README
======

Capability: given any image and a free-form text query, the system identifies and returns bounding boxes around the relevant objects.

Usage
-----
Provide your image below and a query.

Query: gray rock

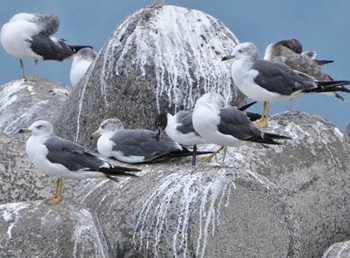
[1,112,350,257]
[52,5,244,147]
[75,112,350,258]
[0,78,69,134]
[323,240,350,258]
[0,201,108,257]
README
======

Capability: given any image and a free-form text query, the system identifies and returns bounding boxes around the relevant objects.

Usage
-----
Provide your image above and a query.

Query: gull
[264,38,350,101]
[70,47,97,87]
[19,120,140,205]
[155,101,259,165]
[192,92,291,166]
[222,42,350,127]
[91,118,213,164]
[1,12,91,81]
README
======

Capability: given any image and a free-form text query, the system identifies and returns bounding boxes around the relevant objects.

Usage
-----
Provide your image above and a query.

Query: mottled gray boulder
[75,112,350,257]
[0,78,69,134]
[53,5,244,145]
[0,201,107,257]
[1,113,350,257]
[323,240,350,258]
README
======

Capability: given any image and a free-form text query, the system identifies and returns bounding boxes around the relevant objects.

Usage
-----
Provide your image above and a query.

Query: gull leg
[19,59,27,80]
[254,101,270,128]
[26,59,39,82]
[192,145,198,166]
[46,178,63,205]
[201,146,224,163]
[220,146,228,167]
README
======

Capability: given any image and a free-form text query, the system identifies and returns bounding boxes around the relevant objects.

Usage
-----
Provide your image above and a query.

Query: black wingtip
[69,45,94,53]
[315,59,334,66]
[238,101,257,112]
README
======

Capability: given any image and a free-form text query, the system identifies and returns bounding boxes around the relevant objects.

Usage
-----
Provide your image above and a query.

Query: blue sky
[1,1,350,128]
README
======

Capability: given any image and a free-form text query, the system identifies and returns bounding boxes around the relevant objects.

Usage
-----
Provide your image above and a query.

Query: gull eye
[37,125,43,129]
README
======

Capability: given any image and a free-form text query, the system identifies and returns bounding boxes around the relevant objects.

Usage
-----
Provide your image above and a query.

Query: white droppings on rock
[132,170,234,258]
[334,127,344,141]
[100,5,238,112]
[0,202,29,239]
[72,209,107,258]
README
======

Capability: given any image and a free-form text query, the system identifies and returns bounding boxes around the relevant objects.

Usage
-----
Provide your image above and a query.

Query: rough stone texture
[323,240,350,258]
[0,78,69,134]
[0,201,108,257]
[52,5,245,146]
[1,113,350,257]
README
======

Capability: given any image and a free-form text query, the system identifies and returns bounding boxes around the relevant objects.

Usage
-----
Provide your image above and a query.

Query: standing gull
[19,120,140,205]
[70,47,97,87]
[192,92,291,166]
[1,12,91,81]
[155,101,259,165]
[264,38,350,101]
[91,118,213,164]
[222,42,350,127]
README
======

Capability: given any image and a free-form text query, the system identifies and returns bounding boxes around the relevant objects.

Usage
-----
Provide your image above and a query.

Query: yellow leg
[254,101,270,128]
[46,178,63,205]
[201,146,224,163]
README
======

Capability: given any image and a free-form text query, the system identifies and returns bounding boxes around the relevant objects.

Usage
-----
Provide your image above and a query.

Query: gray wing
[269,45,332,81]
[110,129,181,161]
[217,108,263,140]
[281,51,332,81]
[27,32,74,61]
[175,110,200,136]
[252,59,316,95]
[44,136,105,171]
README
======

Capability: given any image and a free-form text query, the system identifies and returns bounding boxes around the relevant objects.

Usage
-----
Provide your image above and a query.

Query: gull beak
[90,130,101,140]
[155,128,162,142]
[18,128,31,134]
[221,55,234,61]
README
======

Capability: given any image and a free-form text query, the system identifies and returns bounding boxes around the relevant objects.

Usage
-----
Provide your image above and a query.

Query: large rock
[53,5,244,145]
[0,201,108,257]
[1,113,350,257]
[323,240,350,257]
[0,78,69,134]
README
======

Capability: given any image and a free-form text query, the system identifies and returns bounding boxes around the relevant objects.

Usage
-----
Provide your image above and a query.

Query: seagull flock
[2,12,350,204]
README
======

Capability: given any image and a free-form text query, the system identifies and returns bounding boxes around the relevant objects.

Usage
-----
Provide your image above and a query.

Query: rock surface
[0,78,69,134]
[1,113,350,257]
[323,240,350,258]
[52,5,244,146]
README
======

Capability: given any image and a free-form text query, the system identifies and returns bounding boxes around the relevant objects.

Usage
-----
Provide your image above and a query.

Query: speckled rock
[1,113,350,257]
[0,78,69,134]
[323,240,350,258]
[75,112,350,258]
[0,201,107,257]
[52,5,245,146]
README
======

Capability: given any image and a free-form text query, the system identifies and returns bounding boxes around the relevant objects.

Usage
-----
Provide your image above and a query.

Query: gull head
[18,120,54,136]
[194,92,226,110]
[222,42,259,62]
[91,118,124,139]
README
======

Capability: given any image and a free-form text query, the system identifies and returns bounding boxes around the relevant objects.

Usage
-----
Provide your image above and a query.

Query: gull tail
[249,133,292,145]
[306,80,350,94]
[100,165,140,178]
[68,45,94,53]
[238,101,257,111]
[315,59,334,66]
[237,101,262,122]
[141,148,215,164]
